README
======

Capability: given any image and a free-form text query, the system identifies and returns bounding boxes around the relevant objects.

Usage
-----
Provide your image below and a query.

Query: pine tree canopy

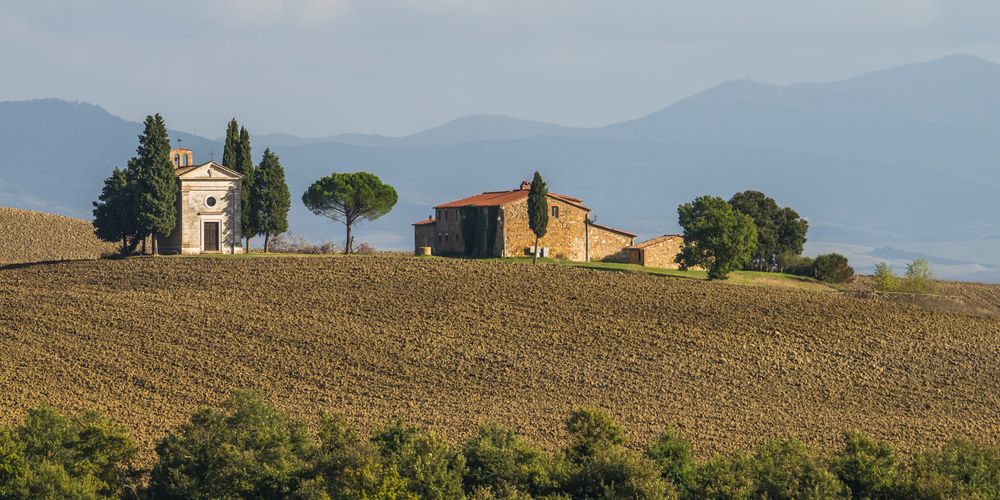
[302,171,397,254]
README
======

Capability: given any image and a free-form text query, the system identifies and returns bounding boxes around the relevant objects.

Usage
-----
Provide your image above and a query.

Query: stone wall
[414,224,435,251]
[431,207,466,255]
[628,235,685,269]
[502,196,588,261]
[588,225,634,262]
[178,179,243,254]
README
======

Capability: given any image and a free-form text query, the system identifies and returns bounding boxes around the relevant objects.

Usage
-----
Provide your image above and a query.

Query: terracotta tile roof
[435,189,530,208]
[412,217,435,226]
[588,221,637,238]
[434,188,590,211]
[628,234,683,249]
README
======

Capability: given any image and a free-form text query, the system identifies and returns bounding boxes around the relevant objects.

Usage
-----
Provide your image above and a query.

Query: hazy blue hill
[254,114,585,149]
[3,55,1000,280]
[598,55,1000,185]
[0,99,218,217]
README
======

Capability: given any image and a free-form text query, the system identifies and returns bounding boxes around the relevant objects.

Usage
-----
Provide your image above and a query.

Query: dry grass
[0,207,117,266]
[1,255,997,466]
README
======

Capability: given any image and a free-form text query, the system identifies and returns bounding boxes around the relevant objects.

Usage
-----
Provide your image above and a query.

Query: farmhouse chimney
[519,181,531,190]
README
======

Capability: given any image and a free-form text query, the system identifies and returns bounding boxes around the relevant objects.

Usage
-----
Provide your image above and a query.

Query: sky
[3,0,1000,138]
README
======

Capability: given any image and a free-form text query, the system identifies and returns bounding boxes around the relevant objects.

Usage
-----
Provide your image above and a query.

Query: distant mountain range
[2,54,999,281]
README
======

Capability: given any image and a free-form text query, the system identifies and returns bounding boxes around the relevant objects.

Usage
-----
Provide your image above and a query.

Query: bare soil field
[0,207,116,266]
[1,255,998,465]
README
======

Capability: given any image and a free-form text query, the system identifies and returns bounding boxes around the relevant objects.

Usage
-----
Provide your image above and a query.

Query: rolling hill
[2,55,1000,280]
[0,207,116,265]
[1,255,997,465]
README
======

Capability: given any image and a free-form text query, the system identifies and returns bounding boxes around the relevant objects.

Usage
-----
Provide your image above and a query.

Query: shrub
[564,408,625,463]
[646,427,696,493]
[751,437,848,499]
[268,232,341,254]
[904,438,1000,499]
[564,447,676,499]
[373,420,466,499]
[0,406,138,499]
[691,452,756,499]
[463,424,559,496]
[812,253,855,283]
[312,413,411,499]
[901,257,936,294]
[872,262,898,292]
[150,390,316,498]
[830,431,901,499]
[778,250,814,277]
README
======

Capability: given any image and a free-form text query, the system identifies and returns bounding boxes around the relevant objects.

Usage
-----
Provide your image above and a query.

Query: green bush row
[779,251,856,284]
[2,391,997,499]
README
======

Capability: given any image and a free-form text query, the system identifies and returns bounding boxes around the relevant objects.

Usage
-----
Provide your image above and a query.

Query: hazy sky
[3,1,1000,137]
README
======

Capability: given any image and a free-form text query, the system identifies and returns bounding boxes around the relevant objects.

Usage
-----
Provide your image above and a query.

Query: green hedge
[1,392,997,499]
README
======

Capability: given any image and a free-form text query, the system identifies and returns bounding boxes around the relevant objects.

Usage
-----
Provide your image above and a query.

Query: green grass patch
[495,257,835,292]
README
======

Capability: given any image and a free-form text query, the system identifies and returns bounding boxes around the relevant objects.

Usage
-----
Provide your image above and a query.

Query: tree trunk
[141,237,146,255]
[264,233,270,253]
[152,232,158,255]
[533,235,539,264]
[345,223,353,254]
[245,237,251,253]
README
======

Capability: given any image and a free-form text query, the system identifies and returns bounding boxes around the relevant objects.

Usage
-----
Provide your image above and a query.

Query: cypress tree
[527,171,549,264]
[132,114,177,255]
[222,118,240,173]
[92,167,137,255]
[237,126,255,250]
[252,148,291,252]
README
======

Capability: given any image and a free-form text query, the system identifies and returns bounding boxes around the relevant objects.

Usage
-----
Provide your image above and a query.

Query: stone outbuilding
[626,235,685,269]
[413,181,635,262]
[156,148,244,254]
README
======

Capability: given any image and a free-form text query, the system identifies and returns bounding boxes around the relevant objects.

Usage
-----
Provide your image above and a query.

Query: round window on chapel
[206,196,217,207]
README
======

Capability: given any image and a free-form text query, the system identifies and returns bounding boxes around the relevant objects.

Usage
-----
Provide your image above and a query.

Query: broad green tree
[676,195,758,279]
[729,190,808,272]
[252,148,291,253]
[527,171,549,264]
[150,391,315,498]
[302,171,397,254]
[92,167,139,255]
[130,114,177,255]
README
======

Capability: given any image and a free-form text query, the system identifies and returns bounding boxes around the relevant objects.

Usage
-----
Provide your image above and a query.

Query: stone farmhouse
[155,148,244,254]
[414,181,686,265]
[625,234,686,269]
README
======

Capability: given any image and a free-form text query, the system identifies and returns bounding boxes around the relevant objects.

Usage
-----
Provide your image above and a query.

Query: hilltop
[1,255,996,465]
[0,207,116,265]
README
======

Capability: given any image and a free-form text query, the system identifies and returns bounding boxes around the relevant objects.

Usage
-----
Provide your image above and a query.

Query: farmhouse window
[551,206,559,218]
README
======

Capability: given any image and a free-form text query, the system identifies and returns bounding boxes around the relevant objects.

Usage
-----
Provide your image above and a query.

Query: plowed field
[1,255,998,464]
[0,207,116,265]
